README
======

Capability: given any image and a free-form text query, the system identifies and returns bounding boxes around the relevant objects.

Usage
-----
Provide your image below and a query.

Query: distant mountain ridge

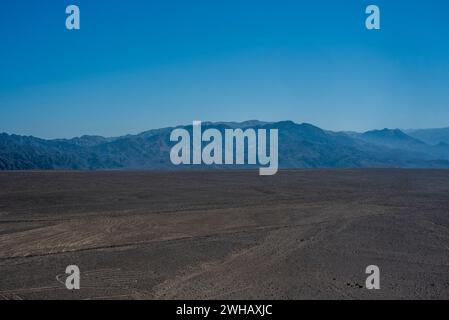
[406,127,449,145]
[2,121,449,170]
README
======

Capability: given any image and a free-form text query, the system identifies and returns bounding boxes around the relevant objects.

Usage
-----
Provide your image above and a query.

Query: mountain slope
[406,128,449,145]
[360,129,426,149]
[1,121,449,170]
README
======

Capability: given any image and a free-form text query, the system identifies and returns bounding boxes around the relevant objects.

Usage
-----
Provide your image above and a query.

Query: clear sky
[1,0,449,138]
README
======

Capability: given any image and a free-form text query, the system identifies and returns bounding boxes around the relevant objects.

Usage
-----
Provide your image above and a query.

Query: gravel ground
[0,169,448,299]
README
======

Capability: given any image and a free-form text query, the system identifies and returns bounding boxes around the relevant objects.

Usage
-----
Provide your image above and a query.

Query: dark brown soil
[0,169,448,299]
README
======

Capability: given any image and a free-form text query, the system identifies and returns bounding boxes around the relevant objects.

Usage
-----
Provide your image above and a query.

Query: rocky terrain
[2,121,449,170]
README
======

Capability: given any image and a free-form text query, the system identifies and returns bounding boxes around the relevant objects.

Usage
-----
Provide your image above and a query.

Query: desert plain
[0,169,448,299]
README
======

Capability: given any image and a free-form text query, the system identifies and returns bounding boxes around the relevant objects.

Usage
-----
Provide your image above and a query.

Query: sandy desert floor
[0,169,448,299]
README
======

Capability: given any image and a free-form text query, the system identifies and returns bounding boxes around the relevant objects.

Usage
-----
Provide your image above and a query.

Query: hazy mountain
[406,128,449,145]
[356,128,449,161]
[56,135,117,147]
[1,121,449,170]
[360,129,425,149]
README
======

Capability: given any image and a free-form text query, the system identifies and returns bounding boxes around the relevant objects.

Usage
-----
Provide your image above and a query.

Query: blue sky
[1,0,449,138]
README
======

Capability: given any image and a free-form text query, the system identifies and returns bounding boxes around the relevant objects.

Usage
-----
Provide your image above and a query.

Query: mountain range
[2,121,449,170]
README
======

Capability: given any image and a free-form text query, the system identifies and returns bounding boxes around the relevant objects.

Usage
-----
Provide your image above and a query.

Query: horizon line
[1,120,449,141]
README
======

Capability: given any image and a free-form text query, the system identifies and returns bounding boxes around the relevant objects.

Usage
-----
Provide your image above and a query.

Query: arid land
[0,169,448,299]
